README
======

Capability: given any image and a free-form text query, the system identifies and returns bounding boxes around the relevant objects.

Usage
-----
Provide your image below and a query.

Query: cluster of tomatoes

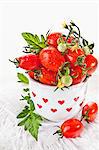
[54,102,98,138]
[13,32,98,89]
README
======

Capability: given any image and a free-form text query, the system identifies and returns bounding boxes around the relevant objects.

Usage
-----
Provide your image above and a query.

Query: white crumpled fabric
[0,74,99,150]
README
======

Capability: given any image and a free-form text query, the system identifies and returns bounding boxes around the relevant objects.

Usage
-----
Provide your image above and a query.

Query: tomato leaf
[18,115,30,126]
[17,106,30,118]
[18,112,43,141]
[17,73,29,84]
[22,32,47,54]
[17,89,43,141]
[41,35,46,43]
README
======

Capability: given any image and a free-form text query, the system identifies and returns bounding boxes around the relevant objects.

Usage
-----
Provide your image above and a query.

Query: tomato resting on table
[82,102,98,122]
[54,118,84,138]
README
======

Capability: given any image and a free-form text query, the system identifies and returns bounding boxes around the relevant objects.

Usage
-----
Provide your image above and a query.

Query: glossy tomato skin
[17,54,41,70]
[39,67,57,85]
[64,48,85,66]
[67,36,74,43]
[28,71,34,79]
[39,46,65,72]
[82,102,98,122]
[61,118,84,138]
[84,54,98,75]
[47,32,62,48]
[70,65,86,85]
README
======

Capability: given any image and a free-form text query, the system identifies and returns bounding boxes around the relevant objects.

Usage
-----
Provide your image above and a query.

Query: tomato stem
[9,59,19,68]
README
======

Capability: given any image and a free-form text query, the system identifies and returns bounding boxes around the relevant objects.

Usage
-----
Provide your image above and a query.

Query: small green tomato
[61,75,73,87]
[83,46,90,55]
[58,43,67,52]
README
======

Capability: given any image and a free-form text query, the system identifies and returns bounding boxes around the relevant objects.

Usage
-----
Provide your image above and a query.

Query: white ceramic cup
[29,77,87,122]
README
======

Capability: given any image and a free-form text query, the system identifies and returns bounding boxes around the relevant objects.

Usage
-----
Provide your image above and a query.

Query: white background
[0,1,99,86]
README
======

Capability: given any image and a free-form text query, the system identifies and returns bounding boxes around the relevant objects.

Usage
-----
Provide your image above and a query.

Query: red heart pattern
[58,100,65,105]
[51,108,57,112]
[66,107,72,112]
[37,104,42,109]
[74,97,79,102]
[36,97,82,113]
[42,98,48,103]
[32,91,36,97]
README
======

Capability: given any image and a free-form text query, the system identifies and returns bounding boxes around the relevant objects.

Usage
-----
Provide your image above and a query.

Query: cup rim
[29,76,87,90]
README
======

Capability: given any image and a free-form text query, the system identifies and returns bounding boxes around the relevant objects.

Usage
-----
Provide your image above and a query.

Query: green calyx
[9,58,19,68]
[76,55,85,66]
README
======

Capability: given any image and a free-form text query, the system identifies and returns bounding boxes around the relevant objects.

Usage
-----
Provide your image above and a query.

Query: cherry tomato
[47,32,62,48]
[84,54,98,75]
[17,54,41,70]
[38,67,57,85]
[70,65,86,85]
[82,102,98,122]
[61,118,84,138]
[64,48,85,66]
[39,46,65,72]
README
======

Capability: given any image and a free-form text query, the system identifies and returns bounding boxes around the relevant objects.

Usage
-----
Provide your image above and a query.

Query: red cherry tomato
[84,54,98,75]
[38,67,57,85]
[47,32,62,47]
[64,48,85,66]
[82,102,98,122]
[70,65,86,85]
[61,118,84,138]
[39,46,65,72]
[67,36,74,43]
[17,54,41,70]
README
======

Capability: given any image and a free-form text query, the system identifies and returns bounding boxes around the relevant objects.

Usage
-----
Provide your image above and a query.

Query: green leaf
[82,39,88,46]
[29,100,35,111]
[17,87,43,141]
[17,73,29,84]
[29,113,43,140]
[18,115,30,126]
[17,106,30,118]
[23,112,43,140]
[22,32,47,54]
[34,34,40,43]
[41,35,45,43]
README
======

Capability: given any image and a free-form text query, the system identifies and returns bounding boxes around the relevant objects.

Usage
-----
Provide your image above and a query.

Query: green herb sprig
[17,88,43,141]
